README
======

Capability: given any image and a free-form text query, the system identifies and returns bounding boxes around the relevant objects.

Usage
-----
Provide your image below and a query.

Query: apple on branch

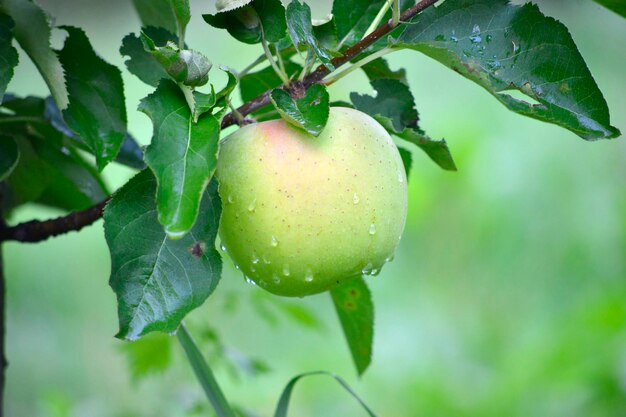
[217,107,408,297]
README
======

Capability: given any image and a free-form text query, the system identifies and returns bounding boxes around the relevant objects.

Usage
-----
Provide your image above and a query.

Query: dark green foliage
[104,170,222,341]
[351,79,457,171]
[120,27,179,87]
[394,0,620,140]
[0,13,18,101]
[330,277,374,376]
[140,80,221,237]
[270,83,330,136]
[58,26,128,170]
[203,0,287,44]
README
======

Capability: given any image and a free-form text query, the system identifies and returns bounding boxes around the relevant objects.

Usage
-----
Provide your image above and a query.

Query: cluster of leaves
[0,0,622,414]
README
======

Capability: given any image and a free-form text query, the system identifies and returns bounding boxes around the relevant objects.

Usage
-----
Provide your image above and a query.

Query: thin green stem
[177,324,236,417]
[362,0,394,40]
[227,99,245,124]
[275,44,287,76]
[261,29,290,86]
[323,48,394,86]
[298,49,314,81]
[237,54,267,79]
[392,0,401,27]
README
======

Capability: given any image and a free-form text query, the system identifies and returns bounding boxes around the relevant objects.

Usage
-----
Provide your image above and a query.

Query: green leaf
[361,58,407,84]
[120,333,172,381]
[394,0,620,140]
[332,0,387,48]
[131,0,177,33]
[330,277,374,376]
[168,0,190,40]
[593,0,626,18]
[286,1,334,70]
[177,325,236,417]
[397,146,412,180]
[43,97,145,170]
[270,84,329,136]
[140,80,220,238]
[0,14,18,101]
[120,27,178,87]
[0,135,19,181]
[351,78,417,133]
[58,26,127,170]
[2,135,108,212]
[0,0,68,108]
[203,0,287,44]
[104,170,222,341]
[192,87,216,121]
[215,67,238,104]
[273,371,378,417]
[351,79,456,171]
[141,32,211,87]
[240,61,302,103]
[312,15,338,51]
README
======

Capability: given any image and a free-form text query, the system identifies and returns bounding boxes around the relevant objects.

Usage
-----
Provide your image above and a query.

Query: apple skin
[216,107,408,297]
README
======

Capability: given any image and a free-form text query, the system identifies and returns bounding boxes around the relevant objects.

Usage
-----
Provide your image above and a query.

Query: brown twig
[221,0,439,128]
[0,199,109,243]
[1,0,439,244]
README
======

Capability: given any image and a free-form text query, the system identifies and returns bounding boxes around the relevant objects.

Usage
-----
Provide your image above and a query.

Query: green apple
[216,107,408,297]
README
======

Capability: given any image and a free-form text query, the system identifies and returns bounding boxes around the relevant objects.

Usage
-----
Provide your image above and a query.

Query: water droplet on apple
[369,223,376,235]
[271,235,279,247]
[247,199,256,212]
[250,265,256,273]
[234,264,240,270]
[220,243,227,252]
[251,252,259,264]
[272,273,281,284]
[227,194,235,204]
[244,276,255,285]
[353,193,360,204]
[361,262,373,275]
[305,269,314,282]
[283,264,290,276]
[262,255,271,264]
[370,268,380,276]
[385,254,395,263]
[398,172,404,183]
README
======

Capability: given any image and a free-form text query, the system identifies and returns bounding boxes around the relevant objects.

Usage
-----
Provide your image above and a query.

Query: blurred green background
[4,0,626,416]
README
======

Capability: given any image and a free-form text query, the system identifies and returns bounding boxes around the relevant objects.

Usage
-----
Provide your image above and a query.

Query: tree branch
[3,0,439,244]
[0,199,109,243]
[220,0,439,128]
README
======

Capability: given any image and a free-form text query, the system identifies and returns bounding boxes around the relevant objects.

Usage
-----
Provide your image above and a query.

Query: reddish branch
[0,199,109,243]
[221,0,438,128]
[0,0,439,244]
